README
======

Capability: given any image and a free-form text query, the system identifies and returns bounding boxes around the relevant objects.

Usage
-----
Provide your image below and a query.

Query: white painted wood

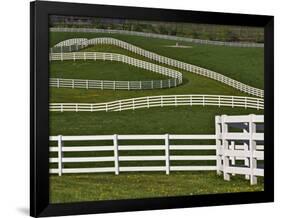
[215,116,222,175]
[120,166,165,172]
[49,95,264,112]
[170,166,217,171]
[165,134,170,175]
[57,135,63,176]
[113,134,119,175]
[250,114,258,185]
[221,115,230,181]
[215,114,264,185]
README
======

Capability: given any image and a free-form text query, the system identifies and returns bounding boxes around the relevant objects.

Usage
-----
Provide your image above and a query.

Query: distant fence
[50,51,182,90]
[216,114,264,185]
[50,27,264,48]
[49,95,264,112]
[50,78,178,90]
[49,114,264,185]
[51,38,264,97]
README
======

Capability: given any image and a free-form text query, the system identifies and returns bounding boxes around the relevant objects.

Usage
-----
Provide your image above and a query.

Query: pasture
[49,30,264,203]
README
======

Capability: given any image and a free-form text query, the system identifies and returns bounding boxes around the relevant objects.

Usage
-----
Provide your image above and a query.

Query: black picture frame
[30,1,274,217]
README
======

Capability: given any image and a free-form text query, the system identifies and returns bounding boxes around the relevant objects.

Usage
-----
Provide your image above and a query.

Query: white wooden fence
[216,114,264,185]
[51,38,264,97]
[49,115,264,185]
[50,27,264,48]
[49,134,217,176]
[50,52,182,86]
[49,78,178,90]
[49,95,264,112]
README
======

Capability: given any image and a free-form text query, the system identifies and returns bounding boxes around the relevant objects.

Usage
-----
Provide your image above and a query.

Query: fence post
[243,122,250,180]
[57,78,60,88]
[249,114,257,185]
[86,80,89,89]
[113,134,119,175]
[230,141,236,175]
[72,79,74,89]
[203,95,205,106]
[133,99,135,110]
[57,135,63,176]
[221,115,230,181]
[165,134,170,175]
[215,116,222,175]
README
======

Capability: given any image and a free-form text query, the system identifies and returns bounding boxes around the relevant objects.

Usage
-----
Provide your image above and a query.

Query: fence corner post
[249,114,258,185]
[215,116,222,175]
[113,134,119,175]
[221,115,230,181]
[165,133,170,175]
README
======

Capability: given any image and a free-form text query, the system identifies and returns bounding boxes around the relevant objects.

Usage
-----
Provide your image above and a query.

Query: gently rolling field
[48,32,264,203]
[50,60,169,80]
[50,32,264,89]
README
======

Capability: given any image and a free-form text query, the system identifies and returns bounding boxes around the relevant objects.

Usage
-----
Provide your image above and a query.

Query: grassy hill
[50,32,264,89]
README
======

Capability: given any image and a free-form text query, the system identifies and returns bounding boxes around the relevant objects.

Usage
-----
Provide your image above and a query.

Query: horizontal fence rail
[49,94,264,112]
[50,27,264,48]
[51,38,264,97]
[49,78,178,90]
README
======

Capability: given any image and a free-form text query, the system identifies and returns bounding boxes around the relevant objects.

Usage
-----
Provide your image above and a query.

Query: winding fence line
[50,52,182,90]
[49,94,264,112]
[50,27,264,48]
[51,38,264,97]
[50,78,177,90]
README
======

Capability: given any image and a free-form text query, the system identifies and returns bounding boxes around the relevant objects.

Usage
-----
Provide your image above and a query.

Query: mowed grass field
[50,32,264,89]
[50,172,263,203]
[49,107,264,203]
[49,31,264,203]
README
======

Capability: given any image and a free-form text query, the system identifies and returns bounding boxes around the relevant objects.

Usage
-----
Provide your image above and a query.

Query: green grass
[49,67,252,103]
[50,172,263,203]
[50,106,263,135]
[49,31,264,203]
[50,32,264,89]
[50,60,168,80]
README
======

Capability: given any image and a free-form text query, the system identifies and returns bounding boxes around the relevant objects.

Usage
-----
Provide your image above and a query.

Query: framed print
[30,1,274,217]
